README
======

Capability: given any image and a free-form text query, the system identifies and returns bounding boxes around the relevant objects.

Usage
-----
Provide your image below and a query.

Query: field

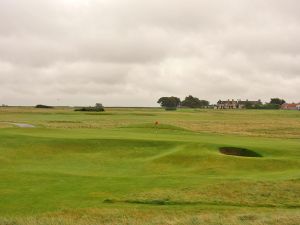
[0,107,299,225]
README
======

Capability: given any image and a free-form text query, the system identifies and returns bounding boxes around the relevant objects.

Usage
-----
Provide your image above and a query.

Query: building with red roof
[281,103,299,110]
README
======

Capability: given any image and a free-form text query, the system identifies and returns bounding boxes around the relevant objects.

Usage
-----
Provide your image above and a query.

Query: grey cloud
[0,0,300,106]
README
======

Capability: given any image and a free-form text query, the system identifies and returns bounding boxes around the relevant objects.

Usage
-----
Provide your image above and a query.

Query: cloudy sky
[0,0,299,106]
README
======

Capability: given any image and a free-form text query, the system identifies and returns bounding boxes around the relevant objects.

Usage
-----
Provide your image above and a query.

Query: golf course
[0,107,299,225]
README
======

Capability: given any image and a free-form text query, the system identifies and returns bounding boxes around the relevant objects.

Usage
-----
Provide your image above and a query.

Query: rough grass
[1,209,300,225]
[1,107,300,138]
[0,107,299,224]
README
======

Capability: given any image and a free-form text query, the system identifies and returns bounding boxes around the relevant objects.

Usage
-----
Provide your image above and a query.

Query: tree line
[157,95,209,110]
[157,97,287,110]
[245,98,286,109]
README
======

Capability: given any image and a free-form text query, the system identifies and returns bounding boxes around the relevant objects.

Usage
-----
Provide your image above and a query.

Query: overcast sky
[0,0,299,106]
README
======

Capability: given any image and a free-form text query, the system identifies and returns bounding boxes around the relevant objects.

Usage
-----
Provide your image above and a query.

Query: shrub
[75,107,104,112]
[75,103,105,112]
[165,107,177,111]
[260,103,280,109]
[35,104,53,109]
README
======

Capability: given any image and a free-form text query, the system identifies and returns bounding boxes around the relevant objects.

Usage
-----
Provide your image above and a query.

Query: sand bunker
[0,122,35,128]
[219,147,262,157]
[12,123,35,128]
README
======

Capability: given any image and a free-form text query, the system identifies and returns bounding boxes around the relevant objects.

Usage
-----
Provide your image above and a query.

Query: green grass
[0,107,299,224]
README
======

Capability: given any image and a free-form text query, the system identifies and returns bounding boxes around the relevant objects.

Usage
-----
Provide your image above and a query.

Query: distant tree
[157,96,181,110]
[199,100,210,107]
[270,98,285,105]
[181,95,209,108]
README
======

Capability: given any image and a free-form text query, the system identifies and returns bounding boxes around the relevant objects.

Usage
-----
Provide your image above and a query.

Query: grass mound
[219,147,262,157]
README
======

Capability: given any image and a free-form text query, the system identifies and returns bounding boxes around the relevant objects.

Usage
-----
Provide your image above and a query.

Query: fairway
[0,107,300,225]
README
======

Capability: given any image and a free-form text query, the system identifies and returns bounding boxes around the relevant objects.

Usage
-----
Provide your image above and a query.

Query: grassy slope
[0,107,299,224]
